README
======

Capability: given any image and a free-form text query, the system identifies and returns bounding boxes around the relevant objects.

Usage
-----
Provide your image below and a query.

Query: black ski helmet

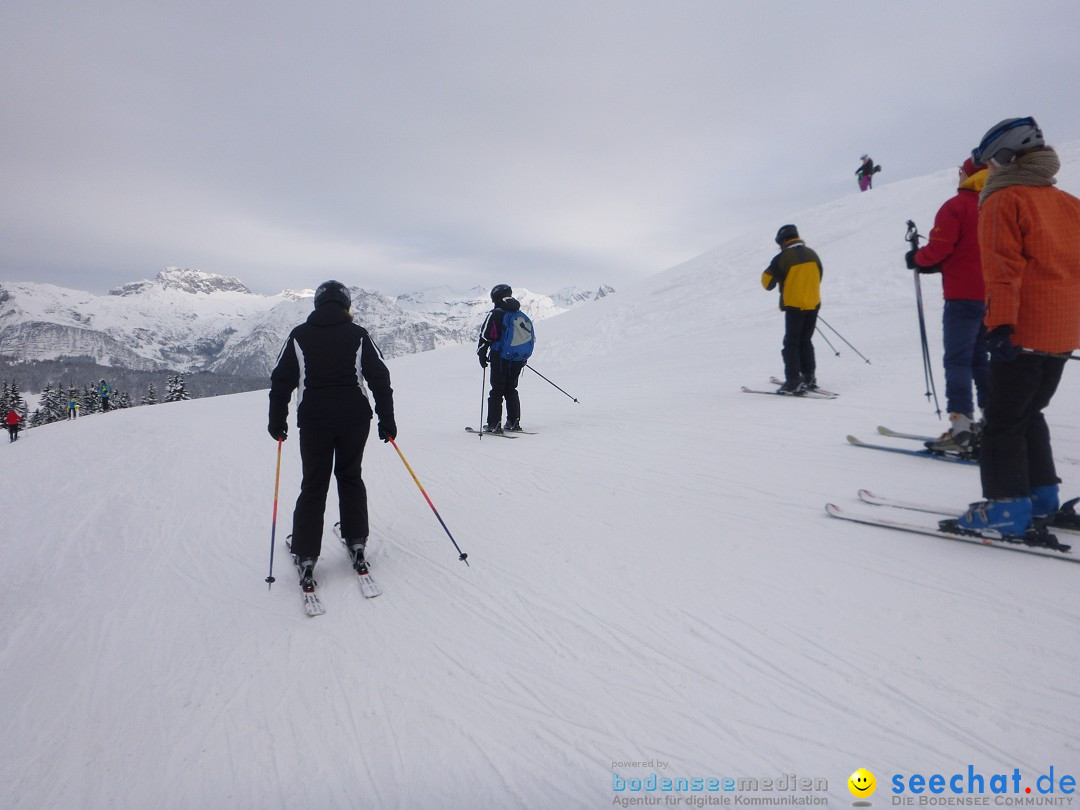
[313,279,350,309]
[775,224,799,245]
[490,283,512,304]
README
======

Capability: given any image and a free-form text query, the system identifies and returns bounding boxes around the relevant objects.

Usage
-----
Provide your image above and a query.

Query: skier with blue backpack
[477,284,535,433]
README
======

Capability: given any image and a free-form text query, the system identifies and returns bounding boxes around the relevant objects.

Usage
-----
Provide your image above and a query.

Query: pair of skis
[847,425,978,465]
[288,528,382,617]
[464,426,538,439]
[740,377,839,400]
[827,489,1077,563]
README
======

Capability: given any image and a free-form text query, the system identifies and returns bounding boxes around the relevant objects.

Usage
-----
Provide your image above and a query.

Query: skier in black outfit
[268,280,396,588]
[477,283,526,433]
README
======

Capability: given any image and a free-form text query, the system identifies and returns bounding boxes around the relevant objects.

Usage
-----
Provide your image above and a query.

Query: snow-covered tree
[164,373,191,403]
[141,383,158,406]
[46,384,67,423]
[2,380,28,417]
[82,383,101,414]
[30,383,66,426]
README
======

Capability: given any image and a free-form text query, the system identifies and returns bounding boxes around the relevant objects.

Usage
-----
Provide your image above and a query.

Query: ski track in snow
[4,148,1080,808]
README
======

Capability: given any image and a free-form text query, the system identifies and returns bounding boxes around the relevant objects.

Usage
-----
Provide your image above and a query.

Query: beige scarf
[979,147,1060,207]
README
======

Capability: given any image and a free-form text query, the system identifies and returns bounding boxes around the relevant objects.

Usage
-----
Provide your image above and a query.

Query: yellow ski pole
[265,438,284,588]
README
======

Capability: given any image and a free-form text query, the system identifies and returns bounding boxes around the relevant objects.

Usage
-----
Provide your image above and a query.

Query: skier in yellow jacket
[762,224,824,394]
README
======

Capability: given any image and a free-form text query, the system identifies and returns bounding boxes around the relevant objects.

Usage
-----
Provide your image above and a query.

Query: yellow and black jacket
[762,240,823,311]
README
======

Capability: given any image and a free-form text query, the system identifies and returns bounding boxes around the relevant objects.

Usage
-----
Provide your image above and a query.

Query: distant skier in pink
[856,154,880,191]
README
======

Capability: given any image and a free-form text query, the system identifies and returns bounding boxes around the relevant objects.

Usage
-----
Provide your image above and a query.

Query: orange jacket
[979,184,1080,353]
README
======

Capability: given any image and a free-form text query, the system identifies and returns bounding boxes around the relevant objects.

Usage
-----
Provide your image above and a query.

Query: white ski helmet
[972,117,1044,166]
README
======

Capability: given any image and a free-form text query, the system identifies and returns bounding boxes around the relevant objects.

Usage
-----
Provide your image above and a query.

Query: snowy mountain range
[0,270,615,377]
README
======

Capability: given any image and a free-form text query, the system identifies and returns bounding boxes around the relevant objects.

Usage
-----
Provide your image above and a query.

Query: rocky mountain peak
[109,268,252,297]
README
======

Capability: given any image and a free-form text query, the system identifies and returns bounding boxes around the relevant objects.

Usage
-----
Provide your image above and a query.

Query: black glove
[268,420,287,442]
[986,325,1018,362]
[905,248,919,270]
[378,418,397,443]
[478,353,488,369]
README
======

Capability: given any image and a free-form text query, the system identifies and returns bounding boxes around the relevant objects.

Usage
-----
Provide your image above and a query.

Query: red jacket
[914,179,985,301]
[5,410,20,426]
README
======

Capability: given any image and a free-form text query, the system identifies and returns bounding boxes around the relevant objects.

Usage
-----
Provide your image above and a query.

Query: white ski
[826,503,1075,561]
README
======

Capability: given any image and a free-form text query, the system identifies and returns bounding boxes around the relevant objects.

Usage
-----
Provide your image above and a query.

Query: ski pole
[906,220,941,417]
[525,364,580,402]
[817,316,871,364]
[265,438,284,589]
[815,326,841,357]
[478,366,487,439]
[388,438,469,566]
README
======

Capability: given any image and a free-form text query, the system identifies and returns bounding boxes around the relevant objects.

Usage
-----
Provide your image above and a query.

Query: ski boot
[942,497,1033,540]
[483,423,504,434]
[926,413,974,454]
[346,538,368,575]
[776,379,806,396]
[504,419,523,432]
[295,557,318,592]
[801,372,820,391]
[1030,483,1060,519]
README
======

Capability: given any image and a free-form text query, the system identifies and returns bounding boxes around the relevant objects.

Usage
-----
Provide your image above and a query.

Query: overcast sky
[3,1,1080,298]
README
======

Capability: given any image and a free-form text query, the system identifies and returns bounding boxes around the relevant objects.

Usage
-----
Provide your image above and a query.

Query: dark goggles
[972,116,1037,165]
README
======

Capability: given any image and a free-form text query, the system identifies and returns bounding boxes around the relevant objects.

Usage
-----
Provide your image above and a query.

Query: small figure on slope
[99,380,112,412]
[856,154,881,192]
[5,408,23,442]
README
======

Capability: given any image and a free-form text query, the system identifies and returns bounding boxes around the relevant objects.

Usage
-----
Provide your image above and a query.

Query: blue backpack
[493,309,535,362]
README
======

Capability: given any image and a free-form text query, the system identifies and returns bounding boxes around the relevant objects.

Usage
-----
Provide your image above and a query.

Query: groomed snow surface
[3,146,1080,809]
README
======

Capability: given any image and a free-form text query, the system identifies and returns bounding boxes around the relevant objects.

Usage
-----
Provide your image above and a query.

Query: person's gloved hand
[268,419,288,441]
[378,418,397,443]
[905,249,919,270]
[987,324,1018,362]
[478,354,488,369]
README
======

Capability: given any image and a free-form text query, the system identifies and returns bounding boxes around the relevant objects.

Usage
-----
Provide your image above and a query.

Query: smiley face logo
[848,768,876,798]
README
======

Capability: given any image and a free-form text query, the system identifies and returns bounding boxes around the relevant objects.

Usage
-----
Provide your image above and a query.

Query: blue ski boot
[1030,484,1060,519]
[952,498,1032,538]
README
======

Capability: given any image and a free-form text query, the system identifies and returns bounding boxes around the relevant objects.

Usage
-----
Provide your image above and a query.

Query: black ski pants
[782,308,818,384]
[979,354,1066,499]
[290,420,371,560]
[487,358,525,426]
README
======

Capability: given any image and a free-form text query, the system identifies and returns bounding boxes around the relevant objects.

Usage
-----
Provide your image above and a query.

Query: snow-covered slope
[0,269,611,377]
[3,145,1080,809]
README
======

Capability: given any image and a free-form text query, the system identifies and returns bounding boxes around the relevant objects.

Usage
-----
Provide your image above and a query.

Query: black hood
[307,304,351,327]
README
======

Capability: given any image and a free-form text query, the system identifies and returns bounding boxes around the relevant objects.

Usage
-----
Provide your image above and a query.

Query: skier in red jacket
[906,156,991,452]
[5,409,23,442]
